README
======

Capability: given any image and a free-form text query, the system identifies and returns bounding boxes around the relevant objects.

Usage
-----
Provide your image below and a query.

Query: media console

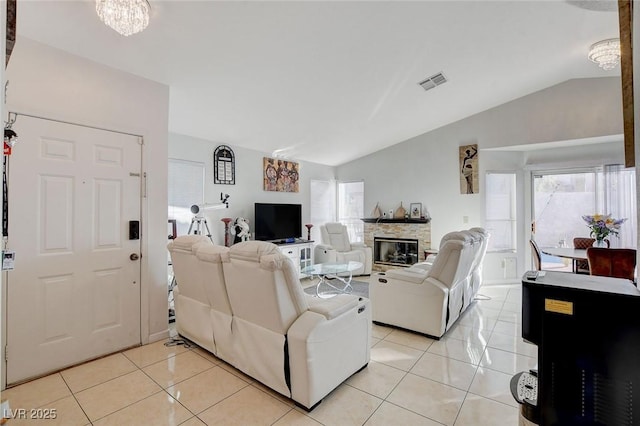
[274,240,314,279]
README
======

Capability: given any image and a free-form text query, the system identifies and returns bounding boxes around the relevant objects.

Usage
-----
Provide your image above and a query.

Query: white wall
[169,133,335,244]
[336,77,624,283]
[4,37,170,344]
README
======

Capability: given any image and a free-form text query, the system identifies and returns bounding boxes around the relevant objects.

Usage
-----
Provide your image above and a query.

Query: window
[532,166,636,250]
[309,180,336,241]
[337,181,364,243]
[485,172,516,252]
[168,159,205,236]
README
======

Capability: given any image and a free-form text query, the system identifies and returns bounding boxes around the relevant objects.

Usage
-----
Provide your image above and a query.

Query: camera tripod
[187,216,214,243]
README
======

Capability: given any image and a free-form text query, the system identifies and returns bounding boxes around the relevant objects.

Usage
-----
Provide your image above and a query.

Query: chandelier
[96,0,150,37]
[587,38,621,71]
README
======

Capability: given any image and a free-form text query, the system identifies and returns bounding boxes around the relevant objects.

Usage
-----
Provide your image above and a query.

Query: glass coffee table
[301,261,363,298]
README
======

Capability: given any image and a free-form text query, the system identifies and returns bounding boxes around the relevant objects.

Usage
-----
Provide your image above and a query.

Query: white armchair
[314,223,372,275]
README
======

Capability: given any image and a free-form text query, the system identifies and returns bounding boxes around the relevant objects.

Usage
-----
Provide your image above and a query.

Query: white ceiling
[14,1,620,166]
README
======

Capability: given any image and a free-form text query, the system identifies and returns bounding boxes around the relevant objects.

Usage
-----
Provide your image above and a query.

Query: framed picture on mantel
[410,203,422,219]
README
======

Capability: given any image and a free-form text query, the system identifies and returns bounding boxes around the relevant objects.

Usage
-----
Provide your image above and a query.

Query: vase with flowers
[581,214,627,247]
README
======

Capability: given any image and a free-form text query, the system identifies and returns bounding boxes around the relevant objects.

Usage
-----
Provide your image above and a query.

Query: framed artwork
[459,144,479,194]
[263,157,299,192]
[168,219,177,240]
[214,145,235,185]
[410,203,422,219]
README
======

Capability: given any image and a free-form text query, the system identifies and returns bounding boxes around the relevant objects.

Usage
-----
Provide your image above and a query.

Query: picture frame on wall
[410,203,422,219]
[263,157,300,192]
[459,144,479,194]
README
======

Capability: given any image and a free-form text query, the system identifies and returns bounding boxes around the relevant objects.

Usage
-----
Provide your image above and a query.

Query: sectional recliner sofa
[370,227,489,339]
[167,235,371,410]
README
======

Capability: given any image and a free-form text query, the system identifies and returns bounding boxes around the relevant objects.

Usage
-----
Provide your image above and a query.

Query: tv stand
[275,240,314,278]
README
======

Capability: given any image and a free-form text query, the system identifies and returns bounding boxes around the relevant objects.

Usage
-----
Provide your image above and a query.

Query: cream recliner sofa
[314,222,372,275]
[370,230,481,338]
[168,237,371,410]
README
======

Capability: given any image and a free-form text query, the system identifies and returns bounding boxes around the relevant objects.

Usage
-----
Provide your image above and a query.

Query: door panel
[6,116,141,385]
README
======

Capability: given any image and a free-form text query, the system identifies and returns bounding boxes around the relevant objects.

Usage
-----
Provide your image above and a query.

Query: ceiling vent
[418,72,447,91]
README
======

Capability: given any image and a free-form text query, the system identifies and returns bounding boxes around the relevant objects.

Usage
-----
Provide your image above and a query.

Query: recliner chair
[314,222,372,275]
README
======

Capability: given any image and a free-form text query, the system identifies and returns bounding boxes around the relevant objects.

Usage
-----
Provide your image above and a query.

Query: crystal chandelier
[587,38,621,71]
[96,0,150,37]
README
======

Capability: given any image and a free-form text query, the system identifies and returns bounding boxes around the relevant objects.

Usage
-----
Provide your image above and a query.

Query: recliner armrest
[306,294,359,320]
[384,268,428,284]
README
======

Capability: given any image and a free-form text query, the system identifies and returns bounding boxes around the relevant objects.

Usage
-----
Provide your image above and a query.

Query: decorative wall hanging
[459,144,479,194]
[263,157,299,192]
[214,145,235,185]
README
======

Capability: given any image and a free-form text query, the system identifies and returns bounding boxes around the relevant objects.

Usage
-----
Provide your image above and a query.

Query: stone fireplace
[374,237,419,267]
[363,218,431,272]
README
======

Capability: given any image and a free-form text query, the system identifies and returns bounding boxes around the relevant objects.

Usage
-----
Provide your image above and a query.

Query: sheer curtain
[603,164,636,248]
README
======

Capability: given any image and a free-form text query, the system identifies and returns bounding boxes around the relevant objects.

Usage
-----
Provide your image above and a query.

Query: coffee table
[301,261,363,298]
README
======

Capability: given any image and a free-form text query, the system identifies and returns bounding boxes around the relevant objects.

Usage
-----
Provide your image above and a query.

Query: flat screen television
[254,203,302,242]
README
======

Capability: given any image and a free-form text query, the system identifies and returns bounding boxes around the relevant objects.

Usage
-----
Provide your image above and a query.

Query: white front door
[5,115,142,385]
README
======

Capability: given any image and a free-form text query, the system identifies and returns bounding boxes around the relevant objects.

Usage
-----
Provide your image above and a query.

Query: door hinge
[143,172,147,198]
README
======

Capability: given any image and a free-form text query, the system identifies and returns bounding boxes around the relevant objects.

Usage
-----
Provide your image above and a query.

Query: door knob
[130,253,140,261]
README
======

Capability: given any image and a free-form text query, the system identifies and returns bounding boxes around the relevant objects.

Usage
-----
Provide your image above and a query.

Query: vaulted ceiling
[15,1,620,165]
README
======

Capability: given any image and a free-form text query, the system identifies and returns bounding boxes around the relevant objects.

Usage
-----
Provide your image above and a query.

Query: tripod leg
[203,220,214,244]
[187,217,196,235]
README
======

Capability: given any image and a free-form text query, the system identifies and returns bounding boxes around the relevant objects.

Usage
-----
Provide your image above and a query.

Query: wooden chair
[529,239,542,271]
[573,237,595,274]
[586,247,637,283]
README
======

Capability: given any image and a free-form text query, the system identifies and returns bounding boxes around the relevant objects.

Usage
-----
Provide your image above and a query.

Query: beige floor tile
[197,386,290,425]
[179,416,207,426]
[454,394,519,426]
[387,373,466,426]
[217,361,256,384]
[2,373,71,410]
[250,381,296,408]
[371,337,381,347]
[166,366,248,414]
[371,340,424,372]
[491,320,522,337]
[93,391,192,426]
[473,299,505,311]
[345,361,406,399]
[61,353,137,393]
[6,395,89,426]
[411,352,478,391]
[123,339,189,368]
[365,401,442,426]
[465,305,502,320]
[501,302,521,313]
[384,329,435,351]
[272,409,323,425]
[479,347,537,376]
[456,314,498,332]
[143,351,216,388]
[469,367,518,407]
[497,310,521,324]
[445,323,490,349]
[74,370,162,421]
[304,383,382,425]
[427,337,485,366]
[189,346,222,365]
[487,332,537,358]
[371,323,393,339]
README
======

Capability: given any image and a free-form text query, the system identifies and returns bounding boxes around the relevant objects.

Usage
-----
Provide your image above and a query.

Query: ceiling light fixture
[588,38,621,70]
[96,0,150,37]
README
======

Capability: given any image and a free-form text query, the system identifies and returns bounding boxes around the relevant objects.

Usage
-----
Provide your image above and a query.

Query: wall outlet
[463,215,469,224]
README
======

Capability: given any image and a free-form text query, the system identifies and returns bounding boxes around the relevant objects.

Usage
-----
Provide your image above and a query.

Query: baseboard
[148,328,170,344]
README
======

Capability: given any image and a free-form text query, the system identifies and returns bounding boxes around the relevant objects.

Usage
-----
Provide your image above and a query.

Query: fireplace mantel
[361,218,430,224]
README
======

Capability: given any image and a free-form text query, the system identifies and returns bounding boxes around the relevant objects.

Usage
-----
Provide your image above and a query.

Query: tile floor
[2,280,536,425]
